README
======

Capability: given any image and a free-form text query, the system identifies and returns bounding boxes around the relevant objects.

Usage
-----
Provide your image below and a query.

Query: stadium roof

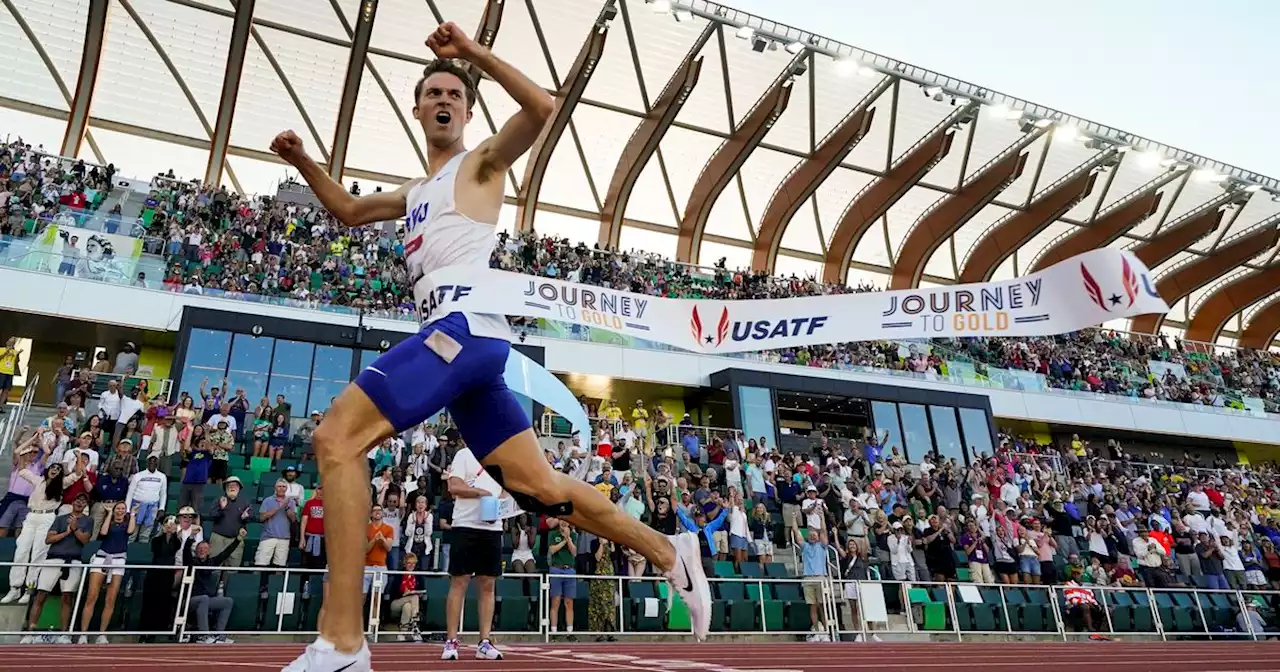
[4,0,1280,346]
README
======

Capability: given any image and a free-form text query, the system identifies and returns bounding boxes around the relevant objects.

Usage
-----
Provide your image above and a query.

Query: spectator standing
[21,493,91,643]
[3,462,71,604]
[179,434,212,510]
[363,505,393,603]
[402,495,434,569]
[0,336,22,408]
[547,517,579,640]
[255,480,297,588]
[1221,535,1247,589]
[1,432,44,537]
[441,446,507,661]
[209,477,252,567]
[98,379,122,441]
[78,501,136,643]
[1196,533,1229,590]
[114,388,145,449]
[887,522,915,581]
[207,419,234,484]
[796,528,830,641]
[125,455,167,542]
[138,518,182,640]
[53,355,75,407]
[300,485,326,584]
[960,520,995,584]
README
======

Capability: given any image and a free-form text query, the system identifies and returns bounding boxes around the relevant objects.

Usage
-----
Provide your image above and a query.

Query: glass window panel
[308,345,353,416]
[360,349,381,372]
[268,339,314,415]
[178,329,231,400]
[959,407,994,460]
[228,334,274,405]
[870,401,901,457]
[737,386,777,451]
[94,6,208,138]
[928,406,964,466]
[897,403,931,463]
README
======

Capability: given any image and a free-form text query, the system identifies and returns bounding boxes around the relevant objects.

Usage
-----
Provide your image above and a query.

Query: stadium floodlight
[1193,167,1227,183]
[785,41,805,55]
[1053,124,1080,143]
[649,0,672,11]
[1032,118,1054,129]
[735,25,755,40]
[922,85,943,101]
[1134,149,1164,169]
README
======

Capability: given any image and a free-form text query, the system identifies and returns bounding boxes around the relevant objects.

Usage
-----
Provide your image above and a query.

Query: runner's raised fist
[270,130,306,165]
[426,22,478,60]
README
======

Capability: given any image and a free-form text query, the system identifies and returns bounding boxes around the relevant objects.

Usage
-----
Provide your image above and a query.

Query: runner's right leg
[282,384,392,672]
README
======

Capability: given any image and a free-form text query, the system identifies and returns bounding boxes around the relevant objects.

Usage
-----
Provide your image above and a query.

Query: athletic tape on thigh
[502,348,591,446]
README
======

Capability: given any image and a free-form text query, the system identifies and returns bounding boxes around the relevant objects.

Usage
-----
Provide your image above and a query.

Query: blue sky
[724,0,1279,179]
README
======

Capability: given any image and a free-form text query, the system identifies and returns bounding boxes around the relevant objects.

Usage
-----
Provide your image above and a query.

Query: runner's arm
[467,49,554,179]
[270,130,411,227]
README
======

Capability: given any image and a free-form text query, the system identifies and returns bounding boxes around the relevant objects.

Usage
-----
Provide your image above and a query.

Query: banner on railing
[417,249,1168,354]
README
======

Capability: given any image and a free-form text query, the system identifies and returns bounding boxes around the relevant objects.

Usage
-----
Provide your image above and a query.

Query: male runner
[272,22,709,671]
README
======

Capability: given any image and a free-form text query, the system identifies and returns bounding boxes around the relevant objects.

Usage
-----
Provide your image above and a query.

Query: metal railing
[0,373,38,457]
[0,556,1276,643]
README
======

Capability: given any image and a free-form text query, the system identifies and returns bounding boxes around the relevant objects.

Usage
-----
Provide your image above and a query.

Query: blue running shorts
[355,313,531,460]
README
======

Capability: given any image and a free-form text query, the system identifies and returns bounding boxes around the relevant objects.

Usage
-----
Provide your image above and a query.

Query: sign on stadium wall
[417,248,1168,353]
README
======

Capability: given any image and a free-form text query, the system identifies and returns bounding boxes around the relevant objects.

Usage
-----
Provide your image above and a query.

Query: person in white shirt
[97,380,122,438]
[1182,508,1208,536]
[1186,484,1211,513]
[445,447,515,658]
[801,486,827,543]
[1130,526,1166,586]
[1220,535,1247,589]
[406,442,431,481]
[888,522,915,581]
[205,403,238,434]
[726,489,749,569]
[62,433,101,473]
[125,455,167,542]
[113,388,146,448]
[998,477,1020,508]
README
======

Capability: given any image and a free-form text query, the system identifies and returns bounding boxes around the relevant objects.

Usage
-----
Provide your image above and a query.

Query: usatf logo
[691,306,828,348]
[1081,256,1140,312]
[690,306,730,348]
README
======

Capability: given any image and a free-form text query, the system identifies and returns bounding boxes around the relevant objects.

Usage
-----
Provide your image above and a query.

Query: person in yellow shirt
[1070,434,1086,458]
[602,399,622,424]
[0,337,21,410]
[631,401,649,452]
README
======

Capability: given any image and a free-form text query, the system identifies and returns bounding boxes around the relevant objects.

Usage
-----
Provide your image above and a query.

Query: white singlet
[404,150,511,341]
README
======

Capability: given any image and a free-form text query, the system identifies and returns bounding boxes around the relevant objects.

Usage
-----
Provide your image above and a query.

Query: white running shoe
[95,635,109,644]
[0,588,21,604]
[281,637,372,672]
[17,592,30,605]
[441,639,459,661]
[56,635,72,644]
[475,639,503,660]
[19,635,33,645]
[664,532,712,641]
[77,635,88,645]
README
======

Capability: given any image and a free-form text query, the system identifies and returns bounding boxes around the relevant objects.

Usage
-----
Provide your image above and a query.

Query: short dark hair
[414,59,477,109]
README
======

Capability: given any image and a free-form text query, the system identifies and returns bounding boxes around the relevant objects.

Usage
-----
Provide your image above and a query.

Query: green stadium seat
[421,578,451,630]
[710,599,727,632]
[728,598,757,631]
[712,560,736,578]
[739,562,762,578]
[763,562,789,578]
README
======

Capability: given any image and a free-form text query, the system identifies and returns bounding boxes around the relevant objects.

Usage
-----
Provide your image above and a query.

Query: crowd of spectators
[6,139,1280,417]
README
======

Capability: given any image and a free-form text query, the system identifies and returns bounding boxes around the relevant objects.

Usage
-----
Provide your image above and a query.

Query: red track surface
[1,641,1279,671]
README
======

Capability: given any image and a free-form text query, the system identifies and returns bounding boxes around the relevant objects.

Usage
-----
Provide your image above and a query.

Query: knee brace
[484,465,574,517]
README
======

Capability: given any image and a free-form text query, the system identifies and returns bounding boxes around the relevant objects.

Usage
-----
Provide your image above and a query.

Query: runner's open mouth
[436,111,452,124]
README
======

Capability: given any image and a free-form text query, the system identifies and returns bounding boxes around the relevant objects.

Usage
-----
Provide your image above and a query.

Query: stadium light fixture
[736,25,755,40]
[921,85,943,101]
[1193,167,1227,183]
[649,0,672,11]
[785,40,805,55]
[1032,118,1054,129]
[1052,124,1080,143]
[752,36,767,52]
[1245,184,1264,193]
[1134,149,1163,169]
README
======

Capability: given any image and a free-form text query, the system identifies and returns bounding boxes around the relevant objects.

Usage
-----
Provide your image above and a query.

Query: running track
[2,641,1279,671]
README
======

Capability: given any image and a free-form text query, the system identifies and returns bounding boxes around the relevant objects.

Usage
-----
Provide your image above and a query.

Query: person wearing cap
[207,476,252,568]
[0,429,47,536]
[111,341,139,377]
[125,455,167,542]
[19,492,92,643]
[112,386,146,449]
[41,402,76,435]
[801,484,828,545]
[208,419,234,484]
[147,407,181,476]
[97,378,123,442]
[1131,524,1166,586]
[297,410,323,452]
[0,336,21,411]
[62,430,101,474]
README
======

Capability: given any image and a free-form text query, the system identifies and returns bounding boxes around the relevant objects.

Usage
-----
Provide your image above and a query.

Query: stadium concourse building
[1,0,1280,463]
